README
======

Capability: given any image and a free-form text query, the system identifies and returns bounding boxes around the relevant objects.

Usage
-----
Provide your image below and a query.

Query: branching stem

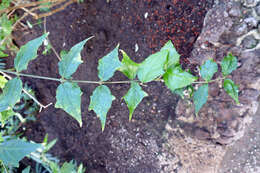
[0,69,226,86]
[0,69,138,85]
[192,77,226,84]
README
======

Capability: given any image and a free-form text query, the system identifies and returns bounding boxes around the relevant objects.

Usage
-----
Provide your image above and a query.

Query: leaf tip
[101,123,105,132]
[44,32,50,37]
[79,121,83,128]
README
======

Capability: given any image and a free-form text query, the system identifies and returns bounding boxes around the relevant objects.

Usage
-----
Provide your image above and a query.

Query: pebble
[233,23,248,36]
[241,35,258,49]
[144,12,148,19]
[244,17,258,28]
[258,24,260,33]
[243,0,258,8]
[135,43,139,52]
[229,5,242,17]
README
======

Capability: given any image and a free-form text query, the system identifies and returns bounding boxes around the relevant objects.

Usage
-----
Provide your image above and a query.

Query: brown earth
[11,0,214,172]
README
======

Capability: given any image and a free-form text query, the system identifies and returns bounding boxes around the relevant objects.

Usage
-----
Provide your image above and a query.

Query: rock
[241,35,258,49]
[243,0,258,8]
[258,24,260,33]
[255,5,260,16]
[233,23,248,36]
[190,4,233,64]
[228,3,242,17]
[244,17,258,28]
[194,128,211,140]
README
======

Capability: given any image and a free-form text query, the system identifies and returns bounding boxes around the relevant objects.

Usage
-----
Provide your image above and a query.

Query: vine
[0,33,240,132]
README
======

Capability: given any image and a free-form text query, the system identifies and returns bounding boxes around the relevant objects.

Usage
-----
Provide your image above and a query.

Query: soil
[11,0,214,172]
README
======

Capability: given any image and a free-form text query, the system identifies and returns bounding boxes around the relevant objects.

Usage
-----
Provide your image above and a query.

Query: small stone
[243,0,257,8]
[144,12,148,19]
[241,35,258,49]
[229,5,242,17]
[244,17,258,28]
[258,24,260,33]
[255,5,260,16]
[233,23,248,36]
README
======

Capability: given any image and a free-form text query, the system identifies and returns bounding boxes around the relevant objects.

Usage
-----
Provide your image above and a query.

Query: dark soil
[12,0,213,172]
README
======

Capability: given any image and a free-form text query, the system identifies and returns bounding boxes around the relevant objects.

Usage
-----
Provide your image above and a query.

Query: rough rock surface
[161,0,260,172]
[177,0,260,146]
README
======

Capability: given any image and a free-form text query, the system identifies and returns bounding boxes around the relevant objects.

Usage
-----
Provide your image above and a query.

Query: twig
[0,0,63,14]
[43,17,61,60]
[192,77,226,84]
[12,0,38,18]
[35,0,76,19]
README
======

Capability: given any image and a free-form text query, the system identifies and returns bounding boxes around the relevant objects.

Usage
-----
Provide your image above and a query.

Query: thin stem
[14,113,25,123]
[192,77,226,84]
[44,17,61,61]
[12,0,38,18]
[0,0,64,14]
[22,88,52,112]
[0,69,63,82]
[0,69,138,85]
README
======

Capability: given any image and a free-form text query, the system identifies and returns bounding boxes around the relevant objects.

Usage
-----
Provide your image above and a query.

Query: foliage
[0,34,239,171]
[123,82,148,121]
[0,3,89,172]
[0,66,84,173]
[89,85,115,131]
[0,12,18,54]
[55,82,83,127]
[0,138,42,167]
[0,34,240,132]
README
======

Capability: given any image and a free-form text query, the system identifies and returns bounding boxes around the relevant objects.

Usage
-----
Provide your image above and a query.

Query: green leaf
[58,37,93,79]
[60,161,76,173]
[118,50,139,79]
[223,79,239,104]
[160,40,180,68]
[77,164,85,173]
[0,139,42,167]
[22,166,31,173]
[173,88,185,99]
[44,138,57,152]
[0,134,3,143]
[0,14,12,37]
[137,50,168,83]
[0,109,15,125]
[60,50,68,59]
[200,59,218,81]
[55,82,82,127]
[50,161,61,173]
[123,82,148,120]
[163,65,197,92]
[0,0,11,11]
[14,33,48,72]
[221,53,238,76]
[89,85,115,131]
[0,75,7,88]
[98,45,122,81]
[193,84,208,115]
[0,50,8,57]
[0,77,23,112]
